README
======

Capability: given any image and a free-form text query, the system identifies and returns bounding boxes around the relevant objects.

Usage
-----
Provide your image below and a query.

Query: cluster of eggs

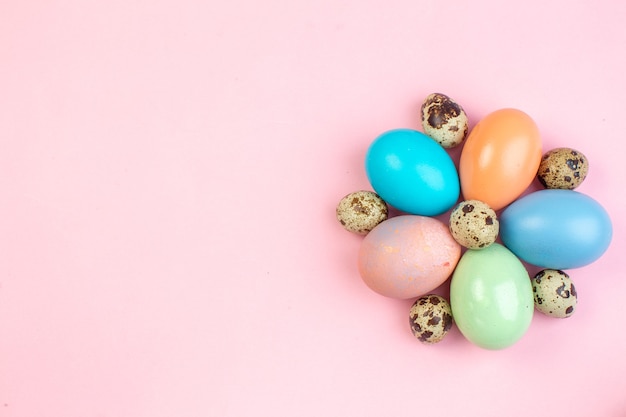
[336,93,613,350]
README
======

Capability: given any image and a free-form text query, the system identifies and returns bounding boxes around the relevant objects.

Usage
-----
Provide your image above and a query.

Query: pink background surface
[1,1,625,416]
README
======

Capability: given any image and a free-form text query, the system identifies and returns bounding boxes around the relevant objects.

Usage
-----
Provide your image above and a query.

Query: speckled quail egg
[537,148,589,189]
[449,200,499,249]
[420,93,469,148]
[336,191,388,234]
[409,295,453,344]
[532,269,577,318]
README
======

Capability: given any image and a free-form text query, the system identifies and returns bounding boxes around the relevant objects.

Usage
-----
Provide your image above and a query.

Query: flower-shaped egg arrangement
[336,93,613,350]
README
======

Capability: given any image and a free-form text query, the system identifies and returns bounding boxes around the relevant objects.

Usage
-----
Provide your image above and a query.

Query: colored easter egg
[459,108,542,211]
[450,243,534,350]
[365,129,460,216]
[500,189,612,269]
[358,215,461,299]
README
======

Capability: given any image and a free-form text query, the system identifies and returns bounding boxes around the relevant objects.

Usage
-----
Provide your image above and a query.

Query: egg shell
[336,191,388,234]
[409,295,454,344]
[449,200,499,249]
[358,215,461,299]
[459,108,542,211]
[537,147,589,189]
[365,129,460,216]
[450,243,534,350]
[420,93,469,148]
[532,269,577,318]
[500,189,612,269]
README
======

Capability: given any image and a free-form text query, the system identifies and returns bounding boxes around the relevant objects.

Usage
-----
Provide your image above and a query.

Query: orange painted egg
[459,108,542,211]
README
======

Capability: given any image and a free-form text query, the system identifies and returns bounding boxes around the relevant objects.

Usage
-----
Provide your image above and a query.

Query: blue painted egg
[364,129,460,216]
[500,189,612,269]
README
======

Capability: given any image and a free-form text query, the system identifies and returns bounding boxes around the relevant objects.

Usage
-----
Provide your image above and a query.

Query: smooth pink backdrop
[1,1,625,416]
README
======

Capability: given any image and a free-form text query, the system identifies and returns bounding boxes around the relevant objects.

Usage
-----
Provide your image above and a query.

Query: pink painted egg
[357,215,461,299]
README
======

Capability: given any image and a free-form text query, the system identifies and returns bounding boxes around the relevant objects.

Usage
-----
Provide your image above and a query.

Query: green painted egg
[450,244,533,350]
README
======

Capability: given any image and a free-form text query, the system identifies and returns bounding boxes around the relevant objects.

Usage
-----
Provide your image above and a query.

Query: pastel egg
[336,191,388,234]
[409,295,454,344]
[459,108,542,211]
[449,200,499,249]
[500,189,612,269]
[420,93,469,148]
[532,269,577,318]
[358,215,461,299]
[365,129,460,216]
[537,147,589,189]
[450,243,534,350]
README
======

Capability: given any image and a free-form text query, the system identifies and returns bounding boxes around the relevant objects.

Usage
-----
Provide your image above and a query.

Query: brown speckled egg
[409,295,453,344]
[537,148,589,189]
[449,200,499,249]
[336,191,388,234]
[420,93,469,148]
[532,269,577,318]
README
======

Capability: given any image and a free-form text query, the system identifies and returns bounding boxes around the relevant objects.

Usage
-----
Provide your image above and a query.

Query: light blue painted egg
[364,129,460,216]
[500,189,612,269]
